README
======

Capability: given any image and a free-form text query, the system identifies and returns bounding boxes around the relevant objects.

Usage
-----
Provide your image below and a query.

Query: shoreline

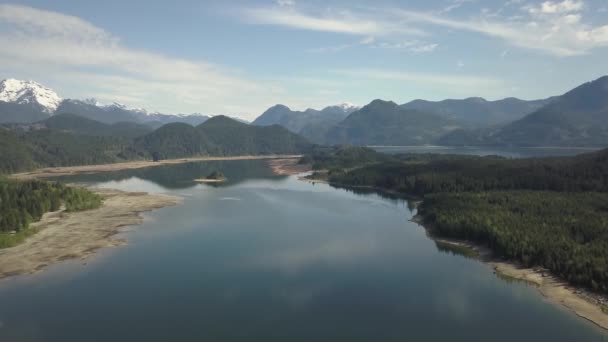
[267,158,312,176]
[0,155,299,281]
[11,154,302,180]
[0,188,182,280]
[413,215,608,331]
[306,174,608,331]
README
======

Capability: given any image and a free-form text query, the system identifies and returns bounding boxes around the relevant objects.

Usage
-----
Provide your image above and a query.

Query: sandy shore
[11,155,303,180]
[424,231,608,331]
[0,188,182,280]
[267,158,311,176]
[193,178,225,183]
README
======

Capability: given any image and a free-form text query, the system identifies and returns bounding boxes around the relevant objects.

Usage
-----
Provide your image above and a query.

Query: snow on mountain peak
[337,102,358,111]
[0,78,62,113]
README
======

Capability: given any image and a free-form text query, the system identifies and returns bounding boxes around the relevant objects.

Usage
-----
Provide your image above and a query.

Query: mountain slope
[402,96,554,126]
[0,79,62,113]
[0,128,35,173]
[0,102,51,124]
[56,99,210,126]
[473,76,608,147]
[42,113,153,138]
[252,103,357,143]
[325,100,462,146]
[134,123,215,159]
[198,115,311,155]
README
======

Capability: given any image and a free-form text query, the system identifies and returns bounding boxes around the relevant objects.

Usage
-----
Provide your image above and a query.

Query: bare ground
[267,158,311,176]
[0,188,182,280]
[11,155,303,180]
[430,236,608,331]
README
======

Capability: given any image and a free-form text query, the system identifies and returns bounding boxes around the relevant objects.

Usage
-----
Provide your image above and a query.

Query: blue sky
[0,0,607,120]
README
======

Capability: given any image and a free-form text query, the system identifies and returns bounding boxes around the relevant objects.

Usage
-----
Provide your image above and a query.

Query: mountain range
[0,114,310,174]
[252,103,358,142]
[325,100,462,146]
[440,76,608,147]
[0,79,210,126]
[253,76,608,148]
[400,96,555,126]
[2,75,608,149]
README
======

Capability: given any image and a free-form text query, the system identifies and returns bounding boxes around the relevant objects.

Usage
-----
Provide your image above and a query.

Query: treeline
[325,149,608,195]
[305,146,608,294]
[0,114,312,174]
[418,192,608,292]
[301,145,390,170]
[0,179,101,247]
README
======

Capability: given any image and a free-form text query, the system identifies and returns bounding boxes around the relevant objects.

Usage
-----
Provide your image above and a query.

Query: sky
[0,0,607,120]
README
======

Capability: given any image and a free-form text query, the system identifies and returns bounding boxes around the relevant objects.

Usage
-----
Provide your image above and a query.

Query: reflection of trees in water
[55,160,287,189]
[433,240,478,260]
[326,183,418,213]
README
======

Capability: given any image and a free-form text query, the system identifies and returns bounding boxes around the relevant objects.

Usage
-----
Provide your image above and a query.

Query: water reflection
[55,160,287,189]
[1,159,604,341]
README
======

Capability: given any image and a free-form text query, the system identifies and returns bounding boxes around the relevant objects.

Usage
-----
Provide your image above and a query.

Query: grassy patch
[0,227,41,249]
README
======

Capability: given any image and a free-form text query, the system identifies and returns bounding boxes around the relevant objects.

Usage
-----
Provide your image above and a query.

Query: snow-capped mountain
[0,79,62,113]
[328,102,359,113]
[0,79,211,125]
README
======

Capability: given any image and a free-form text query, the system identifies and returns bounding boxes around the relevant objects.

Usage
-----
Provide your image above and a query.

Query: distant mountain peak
[367,99,398,107]
[0,78,62,113]
[324,102,359,112]
[338,102,357,108]
[269,104,291,111]
[82,98,104,106]
[464,97,487,103]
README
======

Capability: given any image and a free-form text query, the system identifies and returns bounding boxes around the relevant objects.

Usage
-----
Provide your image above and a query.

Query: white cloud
[538,0,584,14]
[439,0,476,14]
[241,2,608,57]
[334,68,502,89]
[276,0,295,7]
[391,4,608,56]
[241,6,424,36]
[0,4,283,118]
[410,43,439,53]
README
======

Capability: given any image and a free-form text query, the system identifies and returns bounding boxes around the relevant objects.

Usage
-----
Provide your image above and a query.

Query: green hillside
[326,100,462,146]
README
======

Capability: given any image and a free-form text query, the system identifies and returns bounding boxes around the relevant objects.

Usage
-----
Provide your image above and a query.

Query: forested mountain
[401,96,554,126]
[0,128,135,174]
[325,100,462,146]
[199,115,312,155]
[252,103,357,143]
[0,128,35,173]
[0,114,312,174]
[41,114,153,138]
[134,122,216,159]
[0,102,50,123]
[440,76,608,147]
[484,76,608,147]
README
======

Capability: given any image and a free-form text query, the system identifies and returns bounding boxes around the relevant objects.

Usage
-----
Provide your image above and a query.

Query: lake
[371,145,600,158]
[0,158,606,341]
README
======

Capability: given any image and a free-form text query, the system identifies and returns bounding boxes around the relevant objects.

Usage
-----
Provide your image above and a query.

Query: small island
[194,171,227,183]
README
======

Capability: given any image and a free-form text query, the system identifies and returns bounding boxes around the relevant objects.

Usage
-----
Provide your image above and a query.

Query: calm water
[372,145,600,158]
[0,159,607,341]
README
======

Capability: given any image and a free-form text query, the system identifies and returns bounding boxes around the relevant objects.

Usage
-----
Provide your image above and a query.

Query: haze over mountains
[0,79,210,126]
[253,75,608,147]
[1,75,608,149]
[400,97,555,126]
